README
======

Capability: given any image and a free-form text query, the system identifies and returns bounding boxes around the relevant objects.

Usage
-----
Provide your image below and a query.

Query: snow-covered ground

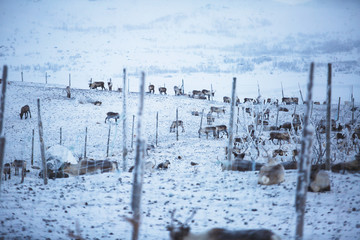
[0,81,359,239]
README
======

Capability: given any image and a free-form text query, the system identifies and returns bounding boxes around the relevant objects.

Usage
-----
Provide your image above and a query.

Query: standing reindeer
[149,84,155,94]
[159,87,167,95]
[20,105,31,119]
[105,112,120,123]
[170,120,185,132]
[167,209,281,240]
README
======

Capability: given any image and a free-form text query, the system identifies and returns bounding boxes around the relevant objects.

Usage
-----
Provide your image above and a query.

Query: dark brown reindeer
[167,209,281,240]
[105,112,120,123]
[159,87,167,95]
[223,96,231,103]
[149,84,155,93]
[170,120,185,132]
[3,163,11,180]
[108,81,113,91]
[20,105,31,119]
[89,81,105,90]
[216,125,228,138]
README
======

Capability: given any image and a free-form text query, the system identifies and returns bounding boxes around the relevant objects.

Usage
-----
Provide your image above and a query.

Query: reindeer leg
[29,110,32,118]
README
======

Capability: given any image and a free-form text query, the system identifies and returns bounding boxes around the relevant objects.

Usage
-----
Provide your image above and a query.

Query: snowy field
[0,81,359,240]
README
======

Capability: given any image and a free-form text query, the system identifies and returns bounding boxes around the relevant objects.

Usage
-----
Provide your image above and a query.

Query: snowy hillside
[0,0,359,102]
[0,81,359,239]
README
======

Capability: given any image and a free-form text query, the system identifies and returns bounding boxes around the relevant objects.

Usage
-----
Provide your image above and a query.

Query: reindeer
[167,209,281,240]
[202,89,214,100]
[282,97,298,105]
[198,126,217,139]
[192,90,202,96]
[108,81,113,91]
[63,159,117,176]
[12,160,27,183]
[89,81,105,90]
[159,87,167,95]
[170,120,185,132]
[216,125,228,138]
[20,105,31,119]
[244,97,255,103]
[269,131,290,144]
[258,161,285,185]
[157,160,170,169]
[174,86,183,96]
[308,170,330,192]
[210,106,225,117]
[223,96,231,103]
[66,86,71,98]
[149,84,155,93]
[3,163,11,180]
[105,112,120,123]
[206,112,214,125]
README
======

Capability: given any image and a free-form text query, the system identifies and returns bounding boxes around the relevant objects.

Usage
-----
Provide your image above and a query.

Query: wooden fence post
[156,112,159,146]
[0,65,7,136]
[227,77,237,167]
[31,129,35,166]
[60,127,62,145]
[69,73,71,87]
[122,68,128,171]
[131,72,146,240]
[107,124,111,157]
[84,127,88,159]
[298,83,304,104]
[210,84,213,101]
[21,71,24,82]
[45,72,48,84]
[337,97,341,121]
[281,82,284,99]
[131,115,135,150]
[295,62,315,240]
[199,109,204,138]
[325,63,332,171]
[37,99,48,185]
[176,108,179,141]
[0,65,8,196]
[275,106,280,128]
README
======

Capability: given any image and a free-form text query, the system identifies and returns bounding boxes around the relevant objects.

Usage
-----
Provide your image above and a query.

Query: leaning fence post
[60,127,62,145]
[227,77,237,167]
[298,83,304,104]
[156,112,159,146]
[0,65,8,196]
[130,72,146,240]
[325,63,332,171]
[295,62,315,240]
[337,97,341,121]
[84,127,88,159]
[107,124,111,157]
[122,68,128,171]
[131,115,135,150]
[275,106,280,128]
[31,129,35,166]
[198,109,204,138]
[37,99,48,185]
[176,108,179,141]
